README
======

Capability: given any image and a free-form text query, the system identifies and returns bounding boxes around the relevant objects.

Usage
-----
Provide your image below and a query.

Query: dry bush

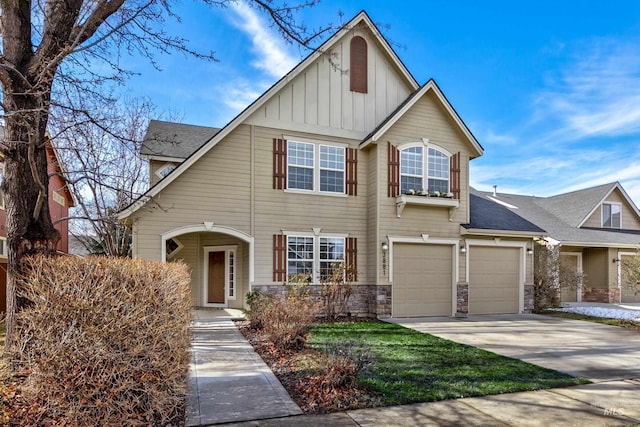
[245,289,273,330]
[262,283,320,351]
[320,263,355,322]
[11,255,192,426]
[621,253,640,296]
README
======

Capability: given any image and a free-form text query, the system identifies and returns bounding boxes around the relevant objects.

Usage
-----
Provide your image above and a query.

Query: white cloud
[229,1,298,78]
[535,38,640,139]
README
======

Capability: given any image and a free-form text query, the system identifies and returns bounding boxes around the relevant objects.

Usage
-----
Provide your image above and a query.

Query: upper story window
[350,36,368,93]
[0,159,4,209]
[156,163,176,179]
[52,191,66,206]
[602,202,621,228]
[400,144,450,195]
[287,141,345,194]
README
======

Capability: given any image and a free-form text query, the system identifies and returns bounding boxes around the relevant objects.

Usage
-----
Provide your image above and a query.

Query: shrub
[320,263,355,322]
[245,289,273,330]
[533,244,586,312]
[12,255,192,426]
[261,282,320,351]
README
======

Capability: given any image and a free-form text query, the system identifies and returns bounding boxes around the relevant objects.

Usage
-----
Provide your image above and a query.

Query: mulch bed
[236,320,382,413]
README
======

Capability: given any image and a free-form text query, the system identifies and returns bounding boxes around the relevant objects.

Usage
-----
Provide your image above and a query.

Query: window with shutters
[285,141,346,194]
[350,36,368,93]
[399,143,451,195]
[277,234,356,283]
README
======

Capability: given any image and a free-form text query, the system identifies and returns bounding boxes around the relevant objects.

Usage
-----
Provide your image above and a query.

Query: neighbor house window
[0,237,6,258]
[0,159,4,209]
[400,144,450,194]
[287,141,345,194]
[287,235,345,283]
[52,191,66,206]
[602,203,621,228]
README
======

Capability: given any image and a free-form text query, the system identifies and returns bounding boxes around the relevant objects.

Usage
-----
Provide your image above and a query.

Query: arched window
[400,145,450,194]
[350,36,367,93]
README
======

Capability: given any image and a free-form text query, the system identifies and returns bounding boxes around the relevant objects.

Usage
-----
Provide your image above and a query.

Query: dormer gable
[579,183,640,231]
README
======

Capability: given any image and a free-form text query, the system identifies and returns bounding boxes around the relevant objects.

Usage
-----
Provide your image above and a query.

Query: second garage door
[469,246,520,314]
[392,243,453,317]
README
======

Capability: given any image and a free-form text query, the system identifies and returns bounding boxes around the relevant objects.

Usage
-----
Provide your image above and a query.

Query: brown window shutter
[450,151,461,199]
[346,148,358,196]
[387,142,400,197]
[350,36,368,93]
[273,138,287,189]
[273,234,287,282]
[345,237,358,281]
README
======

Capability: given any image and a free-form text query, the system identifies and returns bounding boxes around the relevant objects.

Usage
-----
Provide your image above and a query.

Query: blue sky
[126,1,640,202]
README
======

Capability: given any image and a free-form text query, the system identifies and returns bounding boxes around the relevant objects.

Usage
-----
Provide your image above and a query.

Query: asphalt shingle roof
[471,187,640,246]
[465,193,545,233]
[140,120,220,159]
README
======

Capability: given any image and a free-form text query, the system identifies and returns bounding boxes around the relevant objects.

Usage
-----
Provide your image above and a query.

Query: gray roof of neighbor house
[140,120,220,160]
[465,193,545,233]
[471,185,640,247]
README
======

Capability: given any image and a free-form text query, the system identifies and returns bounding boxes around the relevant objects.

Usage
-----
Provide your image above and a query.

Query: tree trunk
[3,93,60,352]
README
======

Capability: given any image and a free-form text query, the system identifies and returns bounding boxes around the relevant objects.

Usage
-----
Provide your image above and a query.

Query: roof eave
[461,227,545,239]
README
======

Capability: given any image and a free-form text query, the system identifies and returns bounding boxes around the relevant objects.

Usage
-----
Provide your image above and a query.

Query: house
[0,131,76,313]
[118,10,544,318]
[472,184,640,304]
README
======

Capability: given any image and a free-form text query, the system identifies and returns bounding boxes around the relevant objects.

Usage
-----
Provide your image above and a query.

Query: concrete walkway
[188,310,640,426]
[186,309,302,426]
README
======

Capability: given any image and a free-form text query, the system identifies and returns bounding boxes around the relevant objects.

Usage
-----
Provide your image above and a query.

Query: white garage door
[621,255,640,303]
[469,246,520,314]
[392,243,453,317]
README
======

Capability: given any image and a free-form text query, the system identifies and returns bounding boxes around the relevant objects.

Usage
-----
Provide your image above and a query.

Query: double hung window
[287,141,345,194]
[399,144,450,194]
[287,235,345,282]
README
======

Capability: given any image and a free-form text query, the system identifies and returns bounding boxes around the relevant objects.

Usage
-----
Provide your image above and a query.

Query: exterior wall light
[460,243,467,254]
[381,241,389,276]
[526,247,534,255]
[381,242,389,252]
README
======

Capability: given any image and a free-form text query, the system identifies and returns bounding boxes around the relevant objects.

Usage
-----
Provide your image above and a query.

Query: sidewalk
[186,309,302,426]
[187,310,640,427]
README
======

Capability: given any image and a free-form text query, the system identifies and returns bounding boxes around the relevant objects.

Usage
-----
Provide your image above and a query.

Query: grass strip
[309,321,587,406]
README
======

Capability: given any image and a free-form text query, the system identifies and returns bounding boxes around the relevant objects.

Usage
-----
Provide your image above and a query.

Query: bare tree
[0,0,333,350]
[51,96,162,257]
[620,253,640,297]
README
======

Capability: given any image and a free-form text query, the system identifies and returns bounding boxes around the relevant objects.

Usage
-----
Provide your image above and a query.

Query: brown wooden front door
[208,251,226,304]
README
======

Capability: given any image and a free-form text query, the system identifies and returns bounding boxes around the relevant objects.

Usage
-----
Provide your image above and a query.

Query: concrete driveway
[386,314,640,382]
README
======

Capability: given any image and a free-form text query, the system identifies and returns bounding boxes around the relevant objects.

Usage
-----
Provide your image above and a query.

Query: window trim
[0,237,6,258]
[286,233,346,284]
[602,202,622,229]
[0,159,4,210]
[166,237,184,259]
[155,162,176,179]
[285,139,347,195]
[398,140,452,195]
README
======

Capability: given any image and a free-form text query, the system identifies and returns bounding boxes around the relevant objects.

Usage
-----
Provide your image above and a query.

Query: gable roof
[360,79,484,158]
[119,10,419,220]
[472,185,640,247]
[141,120,220,161]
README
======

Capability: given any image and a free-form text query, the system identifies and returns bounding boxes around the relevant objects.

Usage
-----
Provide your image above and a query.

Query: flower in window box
[429,191,440,197]
[406,189,415,195]
[445,192,454,198]
[416,188,426,196]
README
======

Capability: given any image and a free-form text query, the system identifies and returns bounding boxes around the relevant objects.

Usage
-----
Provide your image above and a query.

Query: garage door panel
[393,243,453,317]
[470,246,520,315]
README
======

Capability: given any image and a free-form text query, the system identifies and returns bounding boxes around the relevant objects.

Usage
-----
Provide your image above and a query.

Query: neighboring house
[119,10,542,318]
[0,131,76,313]
[472,183,640,304]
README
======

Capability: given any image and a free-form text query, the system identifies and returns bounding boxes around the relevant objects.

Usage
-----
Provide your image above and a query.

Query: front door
[208,251,226,304]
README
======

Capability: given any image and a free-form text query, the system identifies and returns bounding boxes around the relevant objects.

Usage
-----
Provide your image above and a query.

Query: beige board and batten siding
[582,189,640,230]
[132,125,253,261]
[246,28,413,140]
[250,126,370,285]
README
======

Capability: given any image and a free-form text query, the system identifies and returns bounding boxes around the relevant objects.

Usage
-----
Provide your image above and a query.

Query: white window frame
[286,139,346,195]
[155,162,176,179]
[602,202,622,228]
[399,140,451,195]
[52,191,66,206]
[0,237,6,258]
[286,233,346,283]
[166,237,184,259]
[0,159,4,209]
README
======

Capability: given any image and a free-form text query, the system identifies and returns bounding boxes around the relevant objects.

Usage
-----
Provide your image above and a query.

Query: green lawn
[542,310,640,330]
[309,321,587,406]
